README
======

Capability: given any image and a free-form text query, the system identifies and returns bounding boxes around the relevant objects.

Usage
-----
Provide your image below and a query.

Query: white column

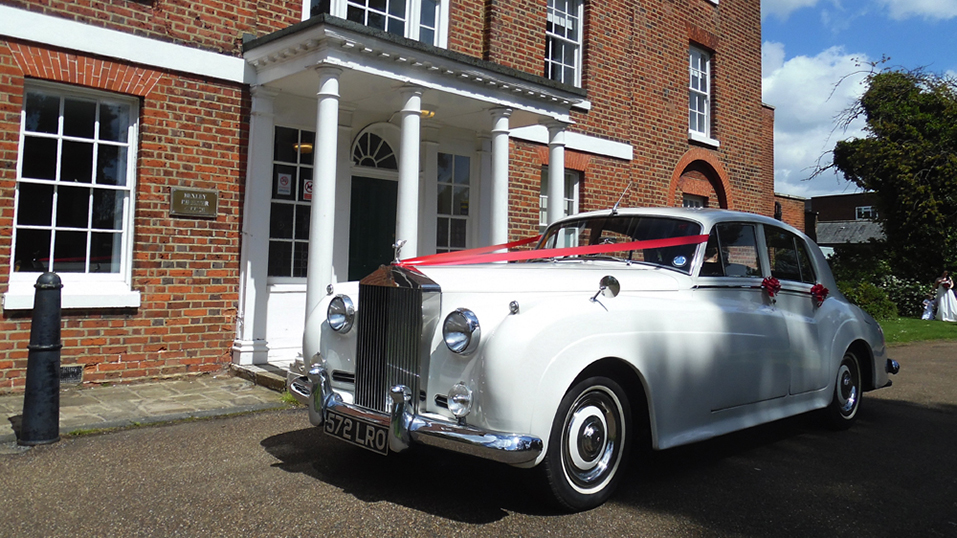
[395,86,423,259]
[303,66,341,361]
[476,135,492,247]
[421,125,440,254]
[232,85,278,366]
[489,108,511,246]
[545,120,567,225]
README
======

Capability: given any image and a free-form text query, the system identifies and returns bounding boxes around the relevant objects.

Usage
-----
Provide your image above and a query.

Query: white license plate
[324,410,389,455]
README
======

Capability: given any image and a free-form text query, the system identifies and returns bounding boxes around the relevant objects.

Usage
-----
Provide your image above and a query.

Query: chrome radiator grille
[354,266,440,414]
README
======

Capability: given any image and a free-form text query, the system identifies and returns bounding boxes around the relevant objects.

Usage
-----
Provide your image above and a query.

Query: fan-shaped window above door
[352,132,397,169]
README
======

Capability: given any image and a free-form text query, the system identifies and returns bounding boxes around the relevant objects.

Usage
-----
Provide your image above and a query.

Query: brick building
[0,0,773,390]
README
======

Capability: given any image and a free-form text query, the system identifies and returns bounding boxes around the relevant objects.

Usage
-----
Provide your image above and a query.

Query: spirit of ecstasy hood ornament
[392,239,407,263]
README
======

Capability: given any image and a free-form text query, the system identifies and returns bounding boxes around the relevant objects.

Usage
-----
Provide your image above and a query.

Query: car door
[763,225,827,395]
[694,222,791,411]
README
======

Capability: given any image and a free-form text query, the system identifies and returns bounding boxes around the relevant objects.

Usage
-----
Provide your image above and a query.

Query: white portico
[232,16,587,367]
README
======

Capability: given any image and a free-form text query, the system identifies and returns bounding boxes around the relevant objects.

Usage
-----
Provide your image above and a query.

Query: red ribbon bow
[810,283,829,306]
[762,277,781,298]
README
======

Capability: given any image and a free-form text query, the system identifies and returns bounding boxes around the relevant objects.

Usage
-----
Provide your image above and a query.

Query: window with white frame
[855,206,877,220]
[683,194,706,208]
[268,126,315,278]
[539,168,580,246]
[8,83,139,309]
[308,0,446,46]
[689,46,712,140]
[545,0,583,87]
[436,153,470,253]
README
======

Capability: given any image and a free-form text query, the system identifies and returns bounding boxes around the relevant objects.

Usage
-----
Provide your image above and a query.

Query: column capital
[250,85,280,116]
[489,107,513,120]
[250,85,280,100]
[314,64,344,77]
[542,118,571,130]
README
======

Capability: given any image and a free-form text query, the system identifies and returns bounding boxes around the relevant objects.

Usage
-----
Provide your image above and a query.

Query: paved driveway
[0,341,954,537]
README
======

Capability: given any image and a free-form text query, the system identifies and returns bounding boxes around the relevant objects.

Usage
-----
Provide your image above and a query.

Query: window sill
[3,281,141,310]
[688,130,720,148]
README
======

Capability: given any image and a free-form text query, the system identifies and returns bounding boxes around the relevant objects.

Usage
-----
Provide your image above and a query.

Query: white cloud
[763,43,872,196]
[762,0,820,20]
[876,0,957,20]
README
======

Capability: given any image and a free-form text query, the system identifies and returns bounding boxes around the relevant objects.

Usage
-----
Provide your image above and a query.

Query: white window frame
[545,0,584,87]
[303,0,449,47]
[267,126,316,282]
[689,46,719,147]
[683,194,707,208]
[4,81,140,310]
[539,167,581,233]
[855,206,877,220]
[436,152,472,253]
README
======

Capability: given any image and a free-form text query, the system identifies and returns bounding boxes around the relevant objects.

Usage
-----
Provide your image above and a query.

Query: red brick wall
[774,194,806,232]
[483,0,548,74]
[1,0,300,56]
[809,192,879,221]
[447,0,485,58]
[479,0,772,225]
[0,40,247,391]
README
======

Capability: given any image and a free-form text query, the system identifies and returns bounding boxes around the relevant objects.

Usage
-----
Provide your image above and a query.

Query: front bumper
[287,364,543,465]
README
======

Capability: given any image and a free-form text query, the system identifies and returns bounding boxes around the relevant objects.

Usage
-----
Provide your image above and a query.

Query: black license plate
[324,410,389,455]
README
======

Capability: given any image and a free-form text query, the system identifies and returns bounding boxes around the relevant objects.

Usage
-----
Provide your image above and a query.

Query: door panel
[695,285,791,410]
[349,176,397,281]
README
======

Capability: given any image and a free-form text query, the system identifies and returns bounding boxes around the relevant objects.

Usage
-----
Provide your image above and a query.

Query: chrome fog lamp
[447,382,473,418]
[443,308,480,354]
[327,295,355,333]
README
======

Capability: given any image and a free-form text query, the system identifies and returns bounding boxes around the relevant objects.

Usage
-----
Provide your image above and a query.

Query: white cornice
[0,6,248,84]
[510,125,634,161]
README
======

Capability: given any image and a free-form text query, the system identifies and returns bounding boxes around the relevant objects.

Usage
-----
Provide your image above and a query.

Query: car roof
[558,207,807,238]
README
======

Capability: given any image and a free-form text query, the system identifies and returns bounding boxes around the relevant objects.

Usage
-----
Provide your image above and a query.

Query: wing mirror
[591,275,620,305]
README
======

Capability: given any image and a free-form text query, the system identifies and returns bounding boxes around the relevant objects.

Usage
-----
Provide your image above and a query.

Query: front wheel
[823,351,862,430]
[542,376,631,512]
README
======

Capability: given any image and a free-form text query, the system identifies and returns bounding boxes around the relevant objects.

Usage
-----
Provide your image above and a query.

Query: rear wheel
[823,351,862,429]
[542,376,631,512]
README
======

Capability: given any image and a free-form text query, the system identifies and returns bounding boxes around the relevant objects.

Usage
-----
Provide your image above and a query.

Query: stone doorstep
[229,364,288,393]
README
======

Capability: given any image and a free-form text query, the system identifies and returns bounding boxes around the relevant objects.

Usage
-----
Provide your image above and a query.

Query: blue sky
[761,0,957,198]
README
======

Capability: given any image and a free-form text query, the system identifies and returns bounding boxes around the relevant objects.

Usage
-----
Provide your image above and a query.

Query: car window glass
[766,228,801,282]
[767,227,815,283]
[539,216,702,273]
[701,223,760,277]
[796,238,816,284]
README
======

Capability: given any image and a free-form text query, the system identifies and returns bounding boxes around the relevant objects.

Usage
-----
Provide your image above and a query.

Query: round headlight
[448,382,473,418]
[442,308,480,354]
[327,295,355,333]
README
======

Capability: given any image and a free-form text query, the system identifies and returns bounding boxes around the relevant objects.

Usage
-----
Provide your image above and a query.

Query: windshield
[538,215,703,273]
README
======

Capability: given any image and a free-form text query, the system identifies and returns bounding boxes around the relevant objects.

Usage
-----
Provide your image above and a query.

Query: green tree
[831,69,957,282]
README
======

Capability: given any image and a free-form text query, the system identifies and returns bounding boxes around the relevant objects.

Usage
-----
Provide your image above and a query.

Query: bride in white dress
[934,271,957,322]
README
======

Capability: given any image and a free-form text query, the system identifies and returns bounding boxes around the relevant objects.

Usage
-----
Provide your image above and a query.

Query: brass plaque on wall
[170,188,218,218]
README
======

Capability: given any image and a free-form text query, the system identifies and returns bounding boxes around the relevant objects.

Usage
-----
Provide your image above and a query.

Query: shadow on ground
[263,397,957,535]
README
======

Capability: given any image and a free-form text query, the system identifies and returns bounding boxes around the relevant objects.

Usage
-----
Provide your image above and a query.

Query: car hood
[411,261,685,294]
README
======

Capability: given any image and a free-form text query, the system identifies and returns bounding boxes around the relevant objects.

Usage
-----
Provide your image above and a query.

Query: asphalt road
[0,341,955,537]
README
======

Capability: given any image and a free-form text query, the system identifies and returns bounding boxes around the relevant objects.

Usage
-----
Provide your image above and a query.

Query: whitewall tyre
[542,376,631,511]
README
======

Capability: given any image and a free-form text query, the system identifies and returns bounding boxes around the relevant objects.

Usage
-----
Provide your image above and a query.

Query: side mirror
[599,275,620,298]
[591,275,620,305]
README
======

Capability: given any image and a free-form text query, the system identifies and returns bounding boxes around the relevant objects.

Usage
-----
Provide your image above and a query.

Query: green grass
[280,390,303,406]
[879,317,957,345]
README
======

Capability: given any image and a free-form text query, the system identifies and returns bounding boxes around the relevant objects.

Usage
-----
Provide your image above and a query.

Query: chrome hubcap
[562,387,622,492]
[837,362,859,416]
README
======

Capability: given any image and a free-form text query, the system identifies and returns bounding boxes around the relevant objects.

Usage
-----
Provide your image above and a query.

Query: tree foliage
[831,69,957,282]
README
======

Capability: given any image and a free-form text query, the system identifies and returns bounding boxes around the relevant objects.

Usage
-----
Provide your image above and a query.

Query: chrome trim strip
[288,368,543,465]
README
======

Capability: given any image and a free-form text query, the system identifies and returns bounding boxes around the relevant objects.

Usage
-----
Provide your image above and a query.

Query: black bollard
[19,272,63,446]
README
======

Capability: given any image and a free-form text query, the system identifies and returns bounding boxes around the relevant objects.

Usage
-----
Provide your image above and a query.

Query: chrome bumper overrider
[286,365,543,465]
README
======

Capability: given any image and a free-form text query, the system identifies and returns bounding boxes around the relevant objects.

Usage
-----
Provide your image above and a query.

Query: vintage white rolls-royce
[287,207,899,511]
